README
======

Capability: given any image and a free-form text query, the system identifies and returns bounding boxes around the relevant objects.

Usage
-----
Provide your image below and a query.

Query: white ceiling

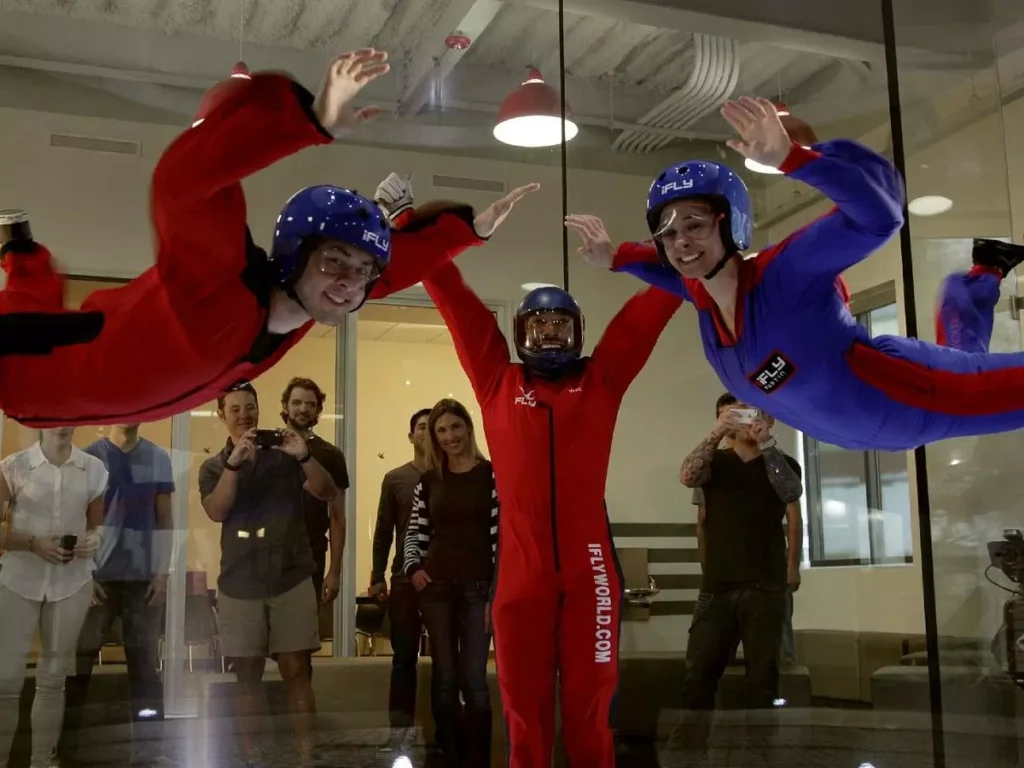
[0,0,1021,176]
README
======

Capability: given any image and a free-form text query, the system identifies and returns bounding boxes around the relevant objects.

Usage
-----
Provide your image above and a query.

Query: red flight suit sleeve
[756,139,905,296]
[150,73,333,282]
[590,285,683,396]
[370,204,485,299]
[424,262,510,403]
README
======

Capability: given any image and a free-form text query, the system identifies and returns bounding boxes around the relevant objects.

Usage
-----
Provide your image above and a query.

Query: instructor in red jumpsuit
[379,176,682,766]
[0,49,522,427]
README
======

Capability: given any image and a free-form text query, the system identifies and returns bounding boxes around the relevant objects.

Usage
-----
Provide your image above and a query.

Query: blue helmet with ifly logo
[514,285,585,375]
[646,160,752,256]
[270,185,391,292]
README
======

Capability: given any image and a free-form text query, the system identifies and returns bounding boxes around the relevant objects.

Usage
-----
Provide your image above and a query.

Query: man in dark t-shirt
[281,377,350,606]
[369,409,431,737]
[678,392,803,716]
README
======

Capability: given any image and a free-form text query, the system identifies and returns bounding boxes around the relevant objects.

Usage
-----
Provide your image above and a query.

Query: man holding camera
[199,382,337,766]
[677,393,802,735]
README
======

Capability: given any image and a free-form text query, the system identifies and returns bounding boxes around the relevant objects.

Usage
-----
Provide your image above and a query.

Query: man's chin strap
[703,251,737,281]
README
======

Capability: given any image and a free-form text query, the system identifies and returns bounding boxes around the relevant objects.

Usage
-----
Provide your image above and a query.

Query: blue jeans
[418,580,492,768]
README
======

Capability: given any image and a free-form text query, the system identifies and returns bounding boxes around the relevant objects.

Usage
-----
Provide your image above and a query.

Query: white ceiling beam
[395,0,503,118]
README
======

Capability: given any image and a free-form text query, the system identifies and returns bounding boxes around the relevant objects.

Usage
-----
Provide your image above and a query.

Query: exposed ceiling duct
[613,34,741,154]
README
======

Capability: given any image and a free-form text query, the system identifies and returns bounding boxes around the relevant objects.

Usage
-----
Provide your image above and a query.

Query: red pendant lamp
[193,62,252,127]
[493,68,578,148]
[745,102,819,175]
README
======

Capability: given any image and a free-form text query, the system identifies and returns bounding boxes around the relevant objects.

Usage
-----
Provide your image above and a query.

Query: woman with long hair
[0,427,107,768]
[403,398,497,768]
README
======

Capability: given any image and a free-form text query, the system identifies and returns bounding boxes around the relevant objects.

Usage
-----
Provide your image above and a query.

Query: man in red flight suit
[0,49,522,427]
[378,175,683,767]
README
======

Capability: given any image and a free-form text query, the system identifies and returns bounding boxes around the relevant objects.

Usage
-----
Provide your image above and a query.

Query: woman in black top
[403,398,498,768]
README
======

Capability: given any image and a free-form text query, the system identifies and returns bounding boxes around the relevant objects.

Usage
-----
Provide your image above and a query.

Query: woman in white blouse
[0,427,107,768]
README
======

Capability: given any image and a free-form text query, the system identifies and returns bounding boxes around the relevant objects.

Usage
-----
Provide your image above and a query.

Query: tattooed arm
[679,431,724,488]
[762,445,804,503]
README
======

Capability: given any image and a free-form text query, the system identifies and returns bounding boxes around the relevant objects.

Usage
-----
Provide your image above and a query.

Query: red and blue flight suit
[0,71,483,426]
[614,139,1024,452]
[420,261,681,766]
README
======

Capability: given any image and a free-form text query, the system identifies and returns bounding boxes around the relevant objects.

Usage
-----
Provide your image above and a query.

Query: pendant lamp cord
[558,0,569,292]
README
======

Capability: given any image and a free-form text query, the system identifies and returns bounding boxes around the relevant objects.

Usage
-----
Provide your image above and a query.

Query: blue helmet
[270,185,391,285]
[646,161,752,253]
[514,286,584,374]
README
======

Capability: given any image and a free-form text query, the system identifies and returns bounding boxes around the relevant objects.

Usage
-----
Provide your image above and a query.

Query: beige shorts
[218,578,320,659]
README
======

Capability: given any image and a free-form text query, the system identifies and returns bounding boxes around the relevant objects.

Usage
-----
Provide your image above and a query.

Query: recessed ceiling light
[908,195,953,217]
[521,282,559,291]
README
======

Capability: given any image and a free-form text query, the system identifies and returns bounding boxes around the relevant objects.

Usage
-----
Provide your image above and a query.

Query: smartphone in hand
[254,429,284,449]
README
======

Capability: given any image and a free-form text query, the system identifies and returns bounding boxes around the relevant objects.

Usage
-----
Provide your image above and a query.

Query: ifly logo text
[660,180,694,194]
[362,230,389,250]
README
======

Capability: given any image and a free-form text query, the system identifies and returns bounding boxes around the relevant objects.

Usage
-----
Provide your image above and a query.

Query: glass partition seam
[165,411,191,717]
[881,0,946,762]
[338,313,356,657]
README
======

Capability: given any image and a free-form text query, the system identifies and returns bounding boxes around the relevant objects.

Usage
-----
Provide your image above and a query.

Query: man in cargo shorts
[199,382,337,765]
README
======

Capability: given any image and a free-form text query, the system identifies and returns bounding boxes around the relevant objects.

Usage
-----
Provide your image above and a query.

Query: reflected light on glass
[908,196,953,217]
[405,380,411,386]
[521,282,558,291]
[823,499,847,517]
[859,763,877,768]
[949,458,962,466]
[772,697,787,707]
[393,758,413,768]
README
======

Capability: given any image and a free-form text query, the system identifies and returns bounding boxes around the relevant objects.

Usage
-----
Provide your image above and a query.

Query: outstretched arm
[372,177,541,298]
[590,286,683,394]
[424,263,511,403]
[721,97,903,289]
[564,214,692,301]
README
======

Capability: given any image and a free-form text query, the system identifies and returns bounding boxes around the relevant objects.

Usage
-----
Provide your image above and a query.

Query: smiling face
[219,390,259,441]
[433,413,471,459]
[654,200,728,278]
[292,239,382,324]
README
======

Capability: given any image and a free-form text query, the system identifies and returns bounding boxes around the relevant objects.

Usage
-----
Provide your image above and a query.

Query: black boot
[972,238,1024,278]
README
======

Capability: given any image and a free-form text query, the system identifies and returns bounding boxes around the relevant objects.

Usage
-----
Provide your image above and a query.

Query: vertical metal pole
[880,0,945,763]
[558,0,569,292]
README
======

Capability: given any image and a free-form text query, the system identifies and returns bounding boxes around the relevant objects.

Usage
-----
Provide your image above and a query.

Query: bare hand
[322,571,341,604]
[473,183,540,238]
[368,579,388,601]
[712,407,745,439]
[788,568,801,593]
[228,429,257,466]
[73,529,102,559]
[750,417,773,445]
[91,581,108,607]
[564,214,614,268]
[313,49,390,138]
[721,97,793,170]
[411,570,432,592]
[31,536,69,565]
[145,574,168,607]
[276,427,310,460]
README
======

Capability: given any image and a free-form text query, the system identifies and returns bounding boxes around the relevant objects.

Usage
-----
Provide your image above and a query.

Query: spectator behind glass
[198,382,337,768]
[368,408,431,744]
[403,399,497,768]
[0,428,107,768]
[672,393,803,752]
[280,377,349,608]
[62,423,174,763]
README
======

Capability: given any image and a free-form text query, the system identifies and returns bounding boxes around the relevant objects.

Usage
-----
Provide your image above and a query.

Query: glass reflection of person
[0,427,107,768]
[403,400,498,768]
[61,422,174,763]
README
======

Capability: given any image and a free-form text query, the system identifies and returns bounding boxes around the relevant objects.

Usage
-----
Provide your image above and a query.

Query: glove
[374,173,414,222]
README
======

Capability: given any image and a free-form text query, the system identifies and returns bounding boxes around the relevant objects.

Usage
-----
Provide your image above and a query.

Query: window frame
[803,280,914,568]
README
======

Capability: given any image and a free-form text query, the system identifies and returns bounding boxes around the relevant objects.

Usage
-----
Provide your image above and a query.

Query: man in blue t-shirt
[64,423,174,734]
